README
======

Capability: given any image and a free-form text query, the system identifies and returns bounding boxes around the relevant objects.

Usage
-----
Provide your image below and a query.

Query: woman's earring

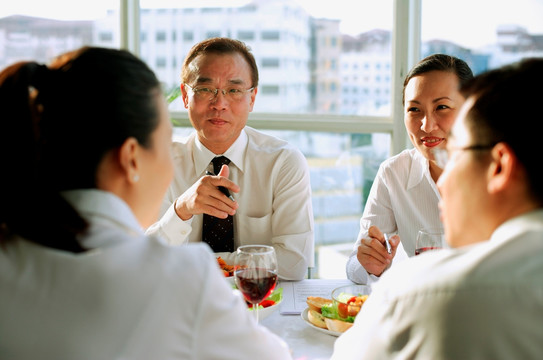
[133,174,140,182]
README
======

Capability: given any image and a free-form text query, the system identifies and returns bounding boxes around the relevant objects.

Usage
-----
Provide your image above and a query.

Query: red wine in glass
[234,245,278,323]
[415,229,444,256]
[235,268,277,304]
[415,246,440,255]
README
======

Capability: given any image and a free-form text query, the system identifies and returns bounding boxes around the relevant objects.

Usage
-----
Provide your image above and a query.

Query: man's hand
[174,165,239,220]
[356,225,400,277]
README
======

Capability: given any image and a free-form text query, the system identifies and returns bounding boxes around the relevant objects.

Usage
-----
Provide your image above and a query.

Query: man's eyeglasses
[433,144,496,169]
[184,84,255,102]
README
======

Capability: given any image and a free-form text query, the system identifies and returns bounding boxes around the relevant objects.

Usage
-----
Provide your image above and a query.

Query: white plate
[301,307,342,337]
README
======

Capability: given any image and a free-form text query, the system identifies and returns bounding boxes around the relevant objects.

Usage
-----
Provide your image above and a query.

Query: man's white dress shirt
[147,127,314,280]
[346,148,443,285]
[333,209,543,359]
[0,190,291,360]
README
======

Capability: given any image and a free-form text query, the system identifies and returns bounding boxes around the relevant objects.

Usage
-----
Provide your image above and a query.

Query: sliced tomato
[347,296,357,304]
[338,296,357,318]
[259,300,276,308]
[337,303,349,318]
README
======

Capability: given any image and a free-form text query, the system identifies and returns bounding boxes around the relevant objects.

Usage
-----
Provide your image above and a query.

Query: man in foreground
[332,58,543,359]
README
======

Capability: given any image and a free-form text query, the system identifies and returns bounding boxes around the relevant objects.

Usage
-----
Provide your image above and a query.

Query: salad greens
[321,300,356,323]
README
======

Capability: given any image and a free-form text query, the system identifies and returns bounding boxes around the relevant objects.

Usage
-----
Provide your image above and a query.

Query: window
[262,58,280,68]
[4,0,540,278]
[156,57,166,68]
[262,30,281,41]
[260,85,280,95]
[99,31,113,42]
[237,31,255,41]
[156,31,166,41]
[206,31,221,39]
[0,1,120,67]
[421,0,543,73]
[183,31,193,41]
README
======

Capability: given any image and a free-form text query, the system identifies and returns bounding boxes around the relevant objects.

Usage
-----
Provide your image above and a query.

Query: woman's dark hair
[402,53,474,105]
[181,37,259,88]
[0,47,161,252]
[460,58,543,204]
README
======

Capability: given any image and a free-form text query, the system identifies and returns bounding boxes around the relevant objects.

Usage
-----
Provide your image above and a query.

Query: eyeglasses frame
[184,83,255,102]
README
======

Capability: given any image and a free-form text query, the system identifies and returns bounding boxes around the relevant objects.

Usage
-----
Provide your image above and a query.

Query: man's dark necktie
[202,156,234,252]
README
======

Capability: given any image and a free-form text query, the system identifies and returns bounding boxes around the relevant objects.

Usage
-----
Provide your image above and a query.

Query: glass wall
[0,1,120,67]
[2,0,541,277]
[155,0,395,277]
[421,0,543,74]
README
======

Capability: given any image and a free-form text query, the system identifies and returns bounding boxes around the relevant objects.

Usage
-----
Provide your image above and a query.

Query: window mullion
[120,0,140,55]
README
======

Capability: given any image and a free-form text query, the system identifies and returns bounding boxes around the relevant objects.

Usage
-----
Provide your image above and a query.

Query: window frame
[120,0,422,155]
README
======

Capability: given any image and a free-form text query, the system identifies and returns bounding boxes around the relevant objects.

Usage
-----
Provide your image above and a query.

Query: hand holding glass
[234,245,278,323]
[415,228,445,255]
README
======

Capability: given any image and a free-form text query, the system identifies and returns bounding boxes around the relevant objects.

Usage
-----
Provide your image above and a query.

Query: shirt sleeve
[270,148,314,281]
[145,203,193,245]
[346,162,398,284]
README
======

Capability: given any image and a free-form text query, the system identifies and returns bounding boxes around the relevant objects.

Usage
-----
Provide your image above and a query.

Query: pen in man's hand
[384,233,392,254]
[206,170,236,202]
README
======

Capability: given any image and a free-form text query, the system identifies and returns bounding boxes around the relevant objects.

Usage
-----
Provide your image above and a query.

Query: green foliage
[165,86,181,104]
[164,86,182,126]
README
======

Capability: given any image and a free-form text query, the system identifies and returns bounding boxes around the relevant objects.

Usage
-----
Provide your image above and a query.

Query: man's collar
[193,129,248,175]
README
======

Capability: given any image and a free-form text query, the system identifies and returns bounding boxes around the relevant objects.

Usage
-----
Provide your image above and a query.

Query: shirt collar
[490,208,543,245]
[407,148,427,190]
[193,129,248,175]
[62,189,144,237]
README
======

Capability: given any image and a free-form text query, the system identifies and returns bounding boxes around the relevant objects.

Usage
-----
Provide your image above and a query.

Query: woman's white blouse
[346,148,443,284]
[0,189,291,360]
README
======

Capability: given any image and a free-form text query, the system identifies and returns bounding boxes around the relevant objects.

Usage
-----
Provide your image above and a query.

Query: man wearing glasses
[332,58,543,359]
[147,37,314,281]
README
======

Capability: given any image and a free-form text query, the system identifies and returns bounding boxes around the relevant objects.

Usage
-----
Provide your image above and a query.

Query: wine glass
[415,228,445,255]
[234,245,278,323]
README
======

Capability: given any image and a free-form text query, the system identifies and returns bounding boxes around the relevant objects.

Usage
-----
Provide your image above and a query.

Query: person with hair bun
[0,47,291,360]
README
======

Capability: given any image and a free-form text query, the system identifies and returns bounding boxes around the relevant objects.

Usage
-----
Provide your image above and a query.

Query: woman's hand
[356,225,400,277]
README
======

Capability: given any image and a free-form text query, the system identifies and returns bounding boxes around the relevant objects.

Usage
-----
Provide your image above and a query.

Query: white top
[147,127,314,280]
[333,209,543,360]
[346,148,442,284]
[0,189,291,360]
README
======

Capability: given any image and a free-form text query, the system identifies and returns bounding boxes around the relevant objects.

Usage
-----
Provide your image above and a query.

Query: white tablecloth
[261,309,336,360]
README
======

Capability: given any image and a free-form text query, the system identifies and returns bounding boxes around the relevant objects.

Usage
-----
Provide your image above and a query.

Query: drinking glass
[234,245,278,323]
[415,228,445,255]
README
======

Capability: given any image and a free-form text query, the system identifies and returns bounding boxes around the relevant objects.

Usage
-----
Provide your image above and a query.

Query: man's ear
[119,137,140,185]
[248,87,257,111]
[487,142,516,194]
[181,83,189,109]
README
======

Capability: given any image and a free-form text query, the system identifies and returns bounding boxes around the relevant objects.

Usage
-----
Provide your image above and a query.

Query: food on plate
[246,288,282,310]
[306,292,369,333]
[306,296,332,313]
[307,309,327,329]
[336,294,369,319]
[216,256,234,277]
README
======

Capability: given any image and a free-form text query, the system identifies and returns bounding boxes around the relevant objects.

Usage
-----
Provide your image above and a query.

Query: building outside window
[1,0,542,278]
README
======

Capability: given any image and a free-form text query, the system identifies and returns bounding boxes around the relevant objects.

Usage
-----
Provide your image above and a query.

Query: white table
[259,279,355,360]
[261,308,337,360]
